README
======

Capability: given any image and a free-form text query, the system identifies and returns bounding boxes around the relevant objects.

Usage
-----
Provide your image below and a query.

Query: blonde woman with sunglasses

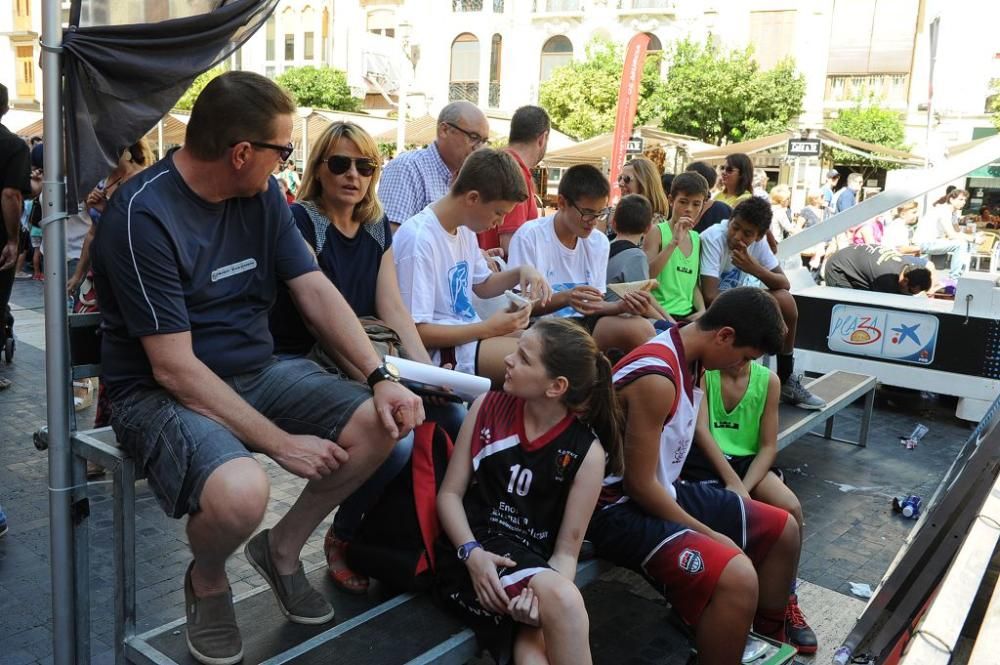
[269,122,465,595]
[617,157,670,224]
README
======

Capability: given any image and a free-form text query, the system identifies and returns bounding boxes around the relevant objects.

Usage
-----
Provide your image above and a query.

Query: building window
[749,11,795,70]
[489,34,502,108]
[16,45,34,99]
[15,0,32,31]
[644,33,662,53]
[304,32,314,59]
[367,8,396,37]
[266,16,275,60]
[827,0,919,76]
[266,65,276,79]
[285,34,295,61]
[539,35,573,83]
[450,33,480,103]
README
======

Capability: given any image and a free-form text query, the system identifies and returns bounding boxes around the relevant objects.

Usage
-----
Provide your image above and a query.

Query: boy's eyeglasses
[231,140,295,162]
[568,200,612,223]
[326,155,378,177]
[617,174,633,185]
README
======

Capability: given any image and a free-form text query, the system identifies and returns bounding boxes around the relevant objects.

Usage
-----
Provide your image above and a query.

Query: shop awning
[541,126,715,169]
[689,128,924,167]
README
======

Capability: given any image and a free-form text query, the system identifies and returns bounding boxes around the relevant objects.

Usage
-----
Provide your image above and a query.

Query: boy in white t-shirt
[700,196,825,410]
[394,149,550,384]
[507,164,656,353]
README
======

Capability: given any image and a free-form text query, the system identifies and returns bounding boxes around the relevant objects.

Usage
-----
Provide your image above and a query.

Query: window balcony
[533,0,583,14]
[824,73,910,109]
[452,0,504,11]
[449,81,480,103]
[618,0,675,11]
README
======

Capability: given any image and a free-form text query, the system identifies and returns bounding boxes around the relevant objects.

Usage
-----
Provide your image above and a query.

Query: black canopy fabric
[61,0,278,204]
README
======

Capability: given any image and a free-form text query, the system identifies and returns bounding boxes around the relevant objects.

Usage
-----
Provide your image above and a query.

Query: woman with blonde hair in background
[617,157,670,225]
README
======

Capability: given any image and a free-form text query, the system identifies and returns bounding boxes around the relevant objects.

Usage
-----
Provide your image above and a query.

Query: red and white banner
[609,33,650,201]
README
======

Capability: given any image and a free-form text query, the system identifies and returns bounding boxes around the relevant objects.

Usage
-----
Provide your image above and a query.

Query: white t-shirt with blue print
[393,205,492,374]
[507,213,609,318]
[699,219,777,292]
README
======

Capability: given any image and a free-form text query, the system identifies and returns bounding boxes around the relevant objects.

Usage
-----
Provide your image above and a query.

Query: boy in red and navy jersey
[587,287,817,662]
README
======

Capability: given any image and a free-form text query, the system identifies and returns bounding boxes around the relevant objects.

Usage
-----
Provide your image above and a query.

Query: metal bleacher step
[126,558,608,665]
[125,567,467,665]
[776,370,876,451]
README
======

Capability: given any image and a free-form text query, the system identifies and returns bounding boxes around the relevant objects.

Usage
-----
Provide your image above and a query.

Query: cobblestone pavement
[0,278,975,664]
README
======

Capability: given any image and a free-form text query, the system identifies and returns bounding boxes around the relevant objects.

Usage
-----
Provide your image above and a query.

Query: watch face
[384,361,400,380]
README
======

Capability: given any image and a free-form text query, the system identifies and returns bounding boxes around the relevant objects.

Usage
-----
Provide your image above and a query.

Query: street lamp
[924,16,940,169]
[395,20,420,157]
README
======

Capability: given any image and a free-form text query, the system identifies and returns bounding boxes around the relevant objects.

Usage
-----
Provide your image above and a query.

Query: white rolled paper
[387,355,492,402]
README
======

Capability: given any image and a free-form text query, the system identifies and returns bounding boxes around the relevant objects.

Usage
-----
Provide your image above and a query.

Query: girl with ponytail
[435,318,620,665]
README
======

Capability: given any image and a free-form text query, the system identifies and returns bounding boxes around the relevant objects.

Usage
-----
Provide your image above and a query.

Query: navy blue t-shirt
[270,201,391,356]
[91,154,318,400]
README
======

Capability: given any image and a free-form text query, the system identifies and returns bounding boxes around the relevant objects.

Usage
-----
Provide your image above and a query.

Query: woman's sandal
[323,532,369,594]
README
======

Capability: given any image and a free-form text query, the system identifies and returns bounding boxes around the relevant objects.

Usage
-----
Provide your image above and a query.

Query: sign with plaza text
[787,138,821,157]
[827,304,938,365]
[626,137,644,154]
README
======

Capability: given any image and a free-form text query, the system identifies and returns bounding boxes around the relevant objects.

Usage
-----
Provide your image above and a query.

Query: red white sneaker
[785,593,817,654]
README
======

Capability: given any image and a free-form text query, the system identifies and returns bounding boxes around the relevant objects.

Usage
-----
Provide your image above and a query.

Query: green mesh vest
[650,221,700,317]
[705,362,770,457]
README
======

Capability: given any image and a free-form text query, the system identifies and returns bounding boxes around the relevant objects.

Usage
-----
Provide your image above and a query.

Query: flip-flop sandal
[0,377,11,391]
[324,535,369,594]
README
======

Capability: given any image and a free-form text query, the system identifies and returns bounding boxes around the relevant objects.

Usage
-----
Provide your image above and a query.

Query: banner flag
[609,33,650,201]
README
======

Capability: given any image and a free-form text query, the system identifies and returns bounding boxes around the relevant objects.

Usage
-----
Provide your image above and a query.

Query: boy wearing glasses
[507,164,657,354]
[699,197,826,410]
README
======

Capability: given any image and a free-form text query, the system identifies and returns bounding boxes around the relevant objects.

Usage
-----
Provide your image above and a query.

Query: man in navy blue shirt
[91,72,423,665]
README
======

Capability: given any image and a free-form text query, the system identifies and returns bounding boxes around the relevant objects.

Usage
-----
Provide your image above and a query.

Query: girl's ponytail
[533,319,625,474]
[587,352,624,475]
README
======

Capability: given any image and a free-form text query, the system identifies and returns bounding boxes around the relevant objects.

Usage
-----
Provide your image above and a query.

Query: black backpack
[346,422,454,591]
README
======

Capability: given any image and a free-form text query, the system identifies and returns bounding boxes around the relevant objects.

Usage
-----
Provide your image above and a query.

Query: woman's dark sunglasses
[326,155,378,177]
[722,165,739,173]
[617,174,633,184]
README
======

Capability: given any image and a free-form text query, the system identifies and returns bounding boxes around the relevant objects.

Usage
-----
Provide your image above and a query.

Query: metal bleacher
[51,313,874,664]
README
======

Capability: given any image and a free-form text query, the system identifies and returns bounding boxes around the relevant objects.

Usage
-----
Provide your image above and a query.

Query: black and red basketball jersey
[464,391,597,558]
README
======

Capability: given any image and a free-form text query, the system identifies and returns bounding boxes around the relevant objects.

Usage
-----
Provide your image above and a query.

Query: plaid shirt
[377,142,452,225]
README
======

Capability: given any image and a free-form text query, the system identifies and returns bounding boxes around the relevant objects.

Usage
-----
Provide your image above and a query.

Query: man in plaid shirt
[379,100,489,230]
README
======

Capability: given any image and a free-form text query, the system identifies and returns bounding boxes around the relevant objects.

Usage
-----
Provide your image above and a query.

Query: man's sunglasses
[326,155,378,177]
[445,122,487,147]
[232,140,295,162]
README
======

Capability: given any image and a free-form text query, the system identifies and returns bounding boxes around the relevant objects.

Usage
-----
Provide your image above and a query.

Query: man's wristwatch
[366,361,401,389]
[457,540,482,561]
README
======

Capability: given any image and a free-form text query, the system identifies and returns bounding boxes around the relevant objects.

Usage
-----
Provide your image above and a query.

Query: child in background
[643,172,709,321]
[606,194,670,325]
[700,197,826,410]
[435,318,621,665]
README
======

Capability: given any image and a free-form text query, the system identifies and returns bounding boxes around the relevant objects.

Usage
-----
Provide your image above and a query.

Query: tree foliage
[174,66,227,111]
[275,66,361,112]
[640,38,806,145]
[990,78,1000,130]
[827,102,910,175]
[539,38,660,141]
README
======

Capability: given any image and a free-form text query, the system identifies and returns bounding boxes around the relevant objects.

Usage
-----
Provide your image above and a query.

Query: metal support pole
[41,0,75,661]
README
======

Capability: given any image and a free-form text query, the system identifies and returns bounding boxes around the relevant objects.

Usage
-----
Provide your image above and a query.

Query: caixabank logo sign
[827,304,938,365]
